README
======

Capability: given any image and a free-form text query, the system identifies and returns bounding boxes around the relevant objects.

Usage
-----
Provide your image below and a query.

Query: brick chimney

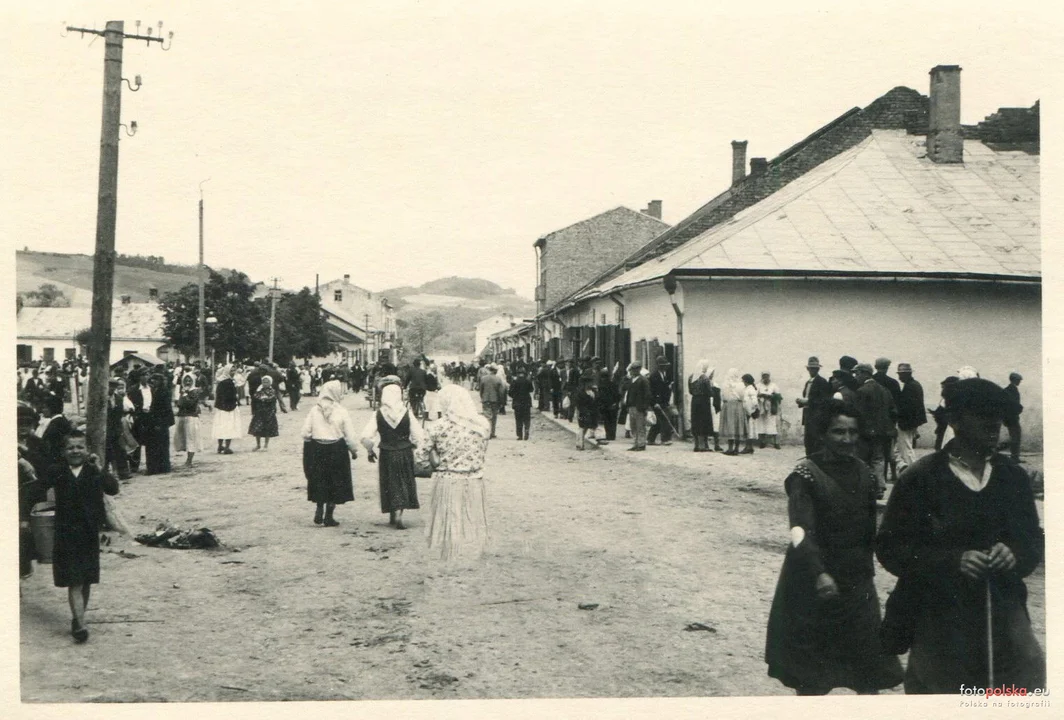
[343,274,350,284]
[750,157,768,177]
[731,140,748,185]
[927,65,963,163]
[643,200,663,220]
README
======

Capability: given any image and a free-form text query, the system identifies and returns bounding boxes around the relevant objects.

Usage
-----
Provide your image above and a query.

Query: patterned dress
[248,387,279,438]
[423,418,489,560]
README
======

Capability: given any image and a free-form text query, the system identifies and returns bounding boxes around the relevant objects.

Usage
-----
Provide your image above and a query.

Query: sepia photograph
[3,1,1059,717]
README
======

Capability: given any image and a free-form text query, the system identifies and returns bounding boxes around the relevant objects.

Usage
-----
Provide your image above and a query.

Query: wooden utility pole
[268,277,281,362]
[67,20,171,460]
[198,182,208,367]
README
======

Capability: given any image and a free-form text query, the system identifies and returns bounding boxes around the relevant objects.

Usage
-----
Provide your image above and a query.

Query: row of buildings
[15,275,399,368]
[481,66,1042,447]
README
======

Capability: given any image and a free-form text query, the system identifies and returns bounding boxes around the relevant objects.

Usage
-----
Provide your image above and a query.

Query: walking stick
[654,403,679,436]
[986,576,995,689]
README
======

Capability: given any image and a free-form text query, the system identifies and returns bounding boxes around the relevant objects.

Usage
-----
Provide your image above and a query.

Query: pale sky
[2,1,1058,298]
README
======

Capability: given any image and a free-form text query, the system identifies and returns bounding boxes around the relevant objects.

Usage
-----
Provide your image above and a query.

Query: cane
[986,576,995,689]
[654,404,679,436]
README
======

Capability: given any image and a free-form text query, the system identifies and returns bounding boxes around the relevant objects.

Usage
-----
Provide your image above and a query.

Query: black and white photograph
[4,1,1060,717]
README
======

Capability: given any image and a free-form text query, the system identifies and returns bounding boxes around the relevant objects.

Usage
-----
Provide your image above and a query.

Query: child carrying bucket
[42,431,119,643]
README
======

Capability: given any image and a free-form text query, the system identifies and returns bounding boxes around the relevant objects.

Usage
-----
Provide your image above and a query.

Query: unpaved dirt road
[19,386,1045,701]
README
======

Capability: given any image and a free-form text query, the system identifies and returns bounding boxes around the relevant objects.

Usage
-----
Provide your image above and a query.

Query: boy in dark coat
[44,431,120,642]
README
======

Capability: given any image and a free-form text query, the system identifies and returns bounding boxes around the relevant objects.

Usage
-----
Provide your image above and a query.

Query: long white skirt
[173,416,203,452]
[212,407,244,440]
[426,472,488,561]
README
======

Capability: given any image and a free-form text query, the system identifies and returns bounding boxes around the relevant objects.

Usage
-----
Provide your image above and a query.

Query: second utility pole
[268,277,280,362]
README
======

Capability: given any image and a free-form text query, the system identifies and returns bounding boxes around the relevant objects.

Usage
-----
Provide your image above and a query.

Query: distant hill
[16,250,230,306]
[382,277,535,355]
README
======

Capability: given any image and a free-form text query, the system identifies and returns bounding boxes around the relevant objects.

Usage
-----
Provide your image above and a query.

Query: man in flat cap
[796,356,832,456]
[893,363,926,474]
[626,362,651,451]
[854,363,897,497]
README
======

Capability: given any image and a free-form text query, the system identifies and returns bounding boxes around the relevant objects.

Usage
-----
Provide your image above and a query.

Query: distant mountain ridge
[381,277,535,356]
[382,276,525,301]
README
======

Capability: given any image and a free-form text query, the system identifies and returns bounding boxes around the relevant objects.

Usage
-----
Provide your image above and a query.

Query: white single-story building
[16,301,174,366]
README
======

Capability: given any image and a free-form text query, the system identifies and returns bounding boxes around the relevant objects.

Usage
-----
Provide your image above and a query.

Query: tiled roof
[17,303,167,340]
[578,130,1038,298]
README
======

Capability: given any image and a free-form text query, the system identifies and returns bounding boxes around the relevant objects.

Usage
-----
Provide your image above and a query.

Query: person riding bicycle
[406,358,429,419]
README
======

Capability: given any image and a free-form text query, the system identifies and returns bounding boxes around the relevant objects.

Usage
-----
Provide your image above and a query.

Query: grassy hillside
[16,250,224,306]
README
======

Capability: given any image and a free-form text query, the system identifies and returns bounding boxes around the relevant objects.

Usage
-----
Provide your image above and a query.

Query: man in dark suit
[508,367,534,440]
[854,362,897,497]
[626,363,651,451]
[1003,371,1024,462]
[535,362,552,412]
[646,356,674,446]
[795,356,832,457]
[893,362,926,473]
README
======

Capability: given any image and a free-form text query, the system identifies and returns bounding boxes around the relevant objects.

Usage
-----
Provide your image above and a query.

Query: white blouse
[300,404,360,449]
[359,409,426,452]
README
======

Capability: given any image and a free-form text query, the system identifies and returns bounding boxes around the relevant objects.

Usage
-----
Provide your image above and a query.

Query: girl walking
[360,384,425,530]
[248,375,280,451]
[301,380,359,527]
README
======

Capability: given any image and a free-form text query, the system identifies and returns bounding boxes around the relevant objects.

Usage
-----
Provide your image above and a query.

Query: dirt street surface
[20,386,1045,701]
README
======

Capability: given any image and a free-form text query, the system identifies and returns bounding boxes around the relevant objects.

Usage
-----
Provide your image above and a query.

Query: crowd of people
[18,348,1043,697]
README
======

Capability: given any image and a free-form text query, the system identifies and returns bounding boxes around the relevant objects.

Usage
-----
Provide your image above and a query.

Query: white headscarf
[957,365,980,379]
[722,368,744,401]
[437,384,490,437]
[378,383,407,428]
[316,379,345,424]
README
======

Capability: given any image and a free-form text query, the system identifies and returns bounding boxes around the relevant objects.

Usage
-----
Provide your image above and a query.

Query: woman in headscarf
[755,371,783,449]
[248,374,280,451]
[360,383,426,530]
[718,368,748,455]
[212,364,242,454]
[301,379,358,527]
[423,385,491,560]
[574,370,599,450]
[687,360,718,452]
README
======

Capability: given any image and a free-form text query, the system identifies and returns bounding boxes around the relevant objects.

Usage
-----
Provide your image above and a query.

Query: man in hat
[873,358,902,479]
[508,366,534,440]
[1003,372,1024,462]
[478,364,507,439]
[536,361,552,412]
[796,356,832,456]
[646,356,674,446]
[549,361,564,418]
[626,362,651,451]
[853,362,897,496]
[893,363,926,473]
[876,378,1045,694]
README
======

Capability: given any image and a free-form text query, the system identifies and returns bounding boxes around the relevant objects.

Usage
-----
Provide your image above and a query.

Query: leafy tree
[266,288,332,365]
[400,311,447,354]
[159,270,266,360]
[23,283,72,307]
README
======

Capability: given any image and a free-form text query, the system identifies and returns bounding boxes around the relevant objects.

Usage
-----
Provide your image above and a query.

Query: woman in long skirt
[248,375,280,450]
[765,400,903,694]
[301,380,358,526]
[423,385,491,561]
[360,384,425,530]
[172,388,204,467]
[212,365,242,454]
[718,368,747,455]
[687,360,717,452]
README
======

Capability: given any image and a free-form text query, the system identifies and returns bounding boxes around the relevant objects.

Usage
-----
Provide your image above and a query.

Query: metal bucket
[30,502,55,564]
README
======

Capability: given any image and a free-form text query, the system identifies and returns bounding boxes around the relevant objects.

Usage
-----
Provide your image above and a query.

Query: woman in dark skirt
[574,372,598,450]
[248,375,280,450]
[300,380,359,526]
[360,383,426,530]
[765,400,903,694]
[687,360,719,452]
[43,431,120,643]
